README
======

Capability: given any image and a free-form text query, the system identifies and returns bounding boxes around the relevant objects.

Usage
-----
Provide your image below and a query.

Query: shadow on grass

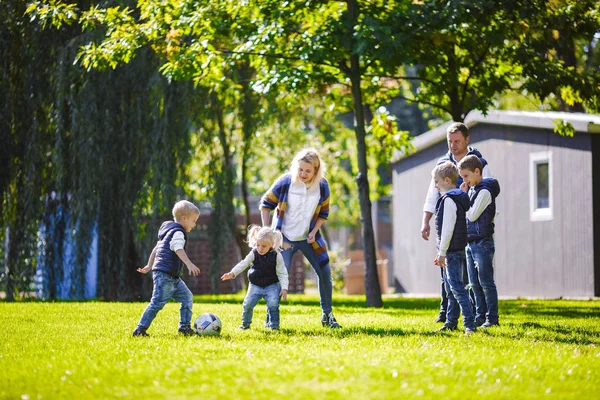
[275,326,443,338]
[245,323,600,345]
[475,320,600,346]
[501,301,600,319]
[193,294,441,310]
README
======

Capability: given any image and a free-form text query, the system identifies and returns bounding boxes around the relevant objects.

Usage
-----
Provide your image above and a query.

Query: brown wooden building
[391,110,600,297]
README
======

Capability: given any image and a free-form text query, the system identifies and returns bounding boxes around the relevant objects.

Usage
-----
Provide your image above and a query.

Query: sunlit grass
[2,295,599,399]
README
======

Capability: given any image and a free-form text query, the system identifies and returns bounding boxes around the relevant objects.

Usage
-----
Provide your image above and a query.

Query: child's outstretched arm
[175,249,200,276]
[137,247,157,274]
[221,251,255,281]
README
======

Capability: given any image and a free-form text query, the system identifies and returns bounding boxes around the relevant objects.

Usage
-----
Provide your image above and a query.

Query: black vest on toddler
[248,249,279,288]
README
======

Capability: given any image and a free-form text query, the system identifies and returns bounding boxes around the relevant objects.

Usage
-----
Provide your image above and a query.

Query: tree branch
[460,44,491,107]
[395,94,452,114]
[362,73,439,86]
[216,48,342,72]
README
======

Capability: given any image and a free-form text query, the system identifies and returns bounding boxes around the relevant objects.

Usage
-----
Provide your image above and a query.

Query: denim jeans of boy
[137,271,193,330]
[438,268,448,315]
[281,239,333,314]
[439,257,473,316]
[467,238,498,324]
[242,282,281,329]
[443,250,475,330]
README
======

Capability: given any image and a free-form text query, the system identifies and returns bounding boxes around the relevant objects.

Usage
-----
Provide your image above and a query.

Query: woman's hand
[307,230,317,243]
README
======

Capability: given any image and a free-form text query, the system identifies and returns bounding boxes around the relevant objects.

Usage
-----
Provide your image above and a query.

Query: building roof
[392,110,600,163]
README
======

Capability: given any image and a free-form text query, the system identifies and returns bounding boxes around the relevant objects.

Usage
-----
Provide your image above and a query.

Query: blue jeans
[242,282,281,329]
[467,238,498,324]
[281,239,333,314]
[443,250,475,330]
[137,271,193,330]
[439,257,474,315]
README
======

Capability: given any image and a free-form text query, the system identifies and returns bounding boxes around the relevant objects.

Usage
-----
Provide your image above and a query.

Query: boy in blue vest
[422,122,489,323]
[432,161,476,335]
[132,200,201,337]
[458,155,501,328]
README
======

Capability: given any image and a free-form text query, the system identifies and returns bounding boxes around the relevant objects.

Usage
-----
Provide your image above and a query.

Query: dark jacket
[248,249,280,288]
[435,189,470,252]
[467,178,501,241]
[152,221,187,277]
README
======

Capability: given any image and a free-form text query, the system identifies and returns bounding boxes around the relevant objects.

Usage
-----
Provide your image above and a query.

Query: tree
[2,0,197,300]
[388,0,600,125]
[43,0,415,306]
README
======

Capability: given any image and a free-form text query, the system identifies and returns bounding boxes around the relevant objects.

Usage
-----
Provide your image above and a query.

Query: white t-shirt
[170,231,186,251]
[439,198,457,256]
[277,181,320,241]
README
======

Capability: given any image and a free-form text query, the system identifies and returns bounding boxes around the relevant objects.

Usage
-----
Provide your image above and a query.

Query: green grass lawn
[2,295,599,399]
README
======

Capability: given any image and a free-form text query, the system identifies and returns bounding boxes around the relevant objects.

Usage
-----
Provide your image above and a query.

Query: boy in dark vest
[133,200,201,337]
[422,122,489,323]
[432,161,476,335]
[458,155,501,328]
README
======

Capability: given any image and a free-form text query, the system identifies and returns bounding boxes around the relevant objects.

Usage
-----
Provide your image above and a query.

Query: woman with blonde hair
[260,148,341,328]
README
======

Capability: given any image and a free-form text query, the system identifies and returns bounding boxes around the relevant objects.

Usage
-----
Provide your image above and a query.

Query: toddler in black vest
[133,200,201,337]
[222,225,289,330]
[433,161,476,334]
[458,155,501,328]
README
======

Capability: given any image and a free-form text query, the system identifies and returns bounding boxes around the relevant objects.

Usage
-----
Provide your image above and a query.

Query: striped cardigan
[260,173,331,267]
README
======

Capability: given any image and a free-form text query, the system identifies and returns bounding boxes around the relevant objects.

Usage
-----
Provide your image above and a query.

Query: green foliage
[553,119,576,137]
[26,0,78,29]
[3,1,197,300]
[9,0,600,301]
[516,0,600,114]
[2,297,600,398]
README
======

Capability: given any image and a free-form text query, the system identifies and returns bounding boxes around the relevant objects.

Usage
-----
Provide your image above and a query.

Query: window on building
[530,151,552,221]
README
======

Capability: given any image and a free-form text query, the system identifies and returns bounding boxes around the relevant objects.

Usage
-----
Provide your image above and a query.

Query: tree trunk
[212,99,237,293]
[447,48,464,122]
[346,0,383,307]
[237,61,258,289]
[238,60,255,231]
[556,33,584,112]
[4,226,14,302]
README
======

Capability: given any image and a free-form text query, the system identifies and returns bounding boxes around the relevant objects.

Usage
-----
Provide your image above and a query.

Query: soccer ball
[193,313,222,336]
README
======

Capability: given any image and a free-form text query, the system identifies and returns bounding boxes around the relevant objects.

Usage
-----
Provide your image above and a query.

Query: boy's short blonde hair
[172,200,200,221]
[432,161,459,185]
[457,154,483,173]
